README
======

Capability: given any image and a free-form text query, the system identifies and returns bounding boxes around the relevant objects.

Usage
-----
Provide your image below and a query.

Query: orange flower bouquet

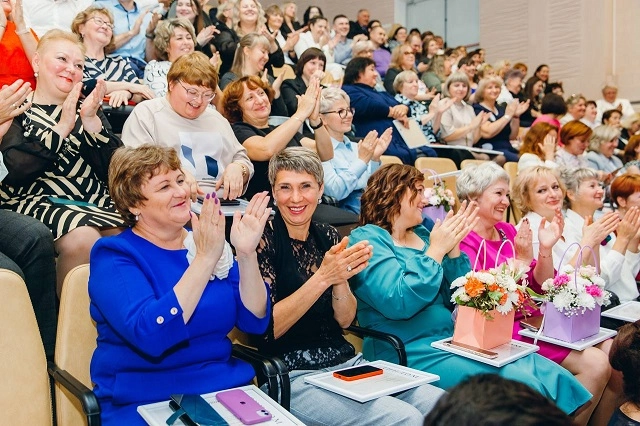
[450,258,532,349]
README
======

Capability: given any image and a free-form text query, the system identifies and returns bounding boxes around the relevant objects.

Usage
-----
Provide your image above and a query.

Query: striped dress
[0,103,126,240]
[83,55,138,84]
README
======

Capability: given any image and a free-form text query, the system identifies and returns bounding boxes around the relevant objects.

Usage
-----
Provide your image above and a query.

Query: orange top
[0,21,37,88]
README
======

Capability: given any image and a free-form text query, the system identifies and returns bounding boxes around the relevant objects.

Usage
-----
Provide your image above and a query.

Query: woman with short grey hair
[587,125,623,175]
[456,161,509,201]
[318,87,392,214]
[255,146,446,425]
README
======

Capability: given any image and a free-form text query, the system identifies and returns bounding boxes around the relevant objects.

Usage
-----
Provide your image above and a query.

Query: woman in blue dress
[348,163,593,418]
[89,145,272,425]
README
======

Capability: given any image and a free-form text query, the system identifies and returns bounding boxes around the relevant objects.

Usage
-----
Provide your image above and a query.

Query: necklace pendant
[23,131,29,137]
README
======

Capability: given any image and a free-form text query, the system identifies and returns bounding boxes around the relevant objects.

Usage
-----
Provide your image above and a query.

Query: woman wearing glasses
[319,87,392,214]
[122,52,253,201]
[71,6,155,108]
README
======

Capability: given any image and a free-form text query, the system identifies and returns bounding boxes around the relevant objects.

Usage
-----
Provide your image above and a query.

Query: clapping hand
[0,79,31,126]
[52,82,82,139]
[296,76,320,119]
[515,100,530,117]
[538,208,564,252]
[372,127,393,161]
[538,132,557,161]
[581,212,620,247]
[230,191,272,258]
[196,25,219,47]
[191,191,227,267]
[428,200,479,260]
[514,218,534,264]
[317,237,373,284]
[80,79,106,133]
[357,130,378,163]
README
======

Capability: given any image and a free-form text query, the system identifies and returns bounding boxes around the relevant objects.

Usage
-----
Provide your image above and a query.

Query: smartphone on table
[215,389,272,425]
[332,365,384,381]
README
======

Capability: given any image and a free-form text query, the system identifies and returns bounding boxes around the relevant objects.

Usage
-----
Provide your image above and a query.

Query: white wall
[405,0,479,48]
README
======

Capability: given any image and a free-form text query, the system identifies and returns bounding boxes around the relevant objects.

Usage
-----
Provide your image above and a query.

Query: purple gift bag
[422,205,447,222]
[542,303,601,342]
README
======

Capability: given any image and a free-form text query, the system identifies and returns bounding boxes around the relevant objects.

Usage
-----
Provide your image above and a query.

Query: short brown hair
[560,120,593,148]
[153,18,196,61]
[519,122,558,159]
[167,51,219,91]
[221,75,274,123]
[71,6,116,53]
[512,166,565,215]
[108,145,182,226]
[623,135,640,164]
[359,164,425,232]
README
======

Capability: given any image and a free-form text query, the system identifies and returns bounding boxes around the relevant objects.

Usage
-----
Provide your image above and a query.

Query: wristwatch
[503,114,512,121]
[309,119,324,130]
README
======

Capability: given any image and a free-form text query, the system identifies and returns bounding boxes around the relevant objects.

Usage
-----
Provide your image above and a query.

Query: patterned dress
[0,103,126,239]
[83,55,138,85]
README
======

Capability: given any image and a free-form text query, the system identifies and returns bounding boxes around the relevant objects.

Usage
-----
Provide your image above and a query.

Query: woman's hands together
[196,25,219,47]
[0,80,31,139]
[191,191,227,270]
[230,191,272,258]
[80,79,106,133]
[427,200,479,262]
[317,237,373,286]
[581,212,620,248]
[52,82,82,138]
[296,75,321,120]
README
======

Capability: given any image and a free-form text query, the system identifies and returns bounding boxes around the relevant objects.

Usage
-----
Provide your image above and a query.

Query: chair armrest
[346,325,407,366]
[47,362,101,426]
[232,344,290,410]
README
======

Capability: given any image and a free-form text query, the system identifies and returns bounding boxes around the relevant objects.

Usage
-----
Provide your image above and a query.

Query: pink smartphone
[215,389,272,425]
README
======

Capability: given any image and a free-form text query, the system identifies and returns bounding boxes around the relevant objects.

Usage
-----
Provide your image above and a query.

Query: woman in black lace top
[252,146,445,425]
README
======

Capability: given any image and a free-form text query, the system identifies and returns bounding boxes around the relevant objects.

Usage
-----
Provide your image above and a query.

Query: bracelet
[233,162,248,178]
[145,33,154,39]
[539,252,553,259]
[291,116,304,123]
[503,114,512,121]
[309,118,324,130]
[15,28,31,35]
[331,290,351,301]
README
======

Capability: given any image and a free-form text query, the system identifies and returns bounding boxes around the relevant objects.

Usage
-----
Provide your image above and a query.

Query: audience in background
[596,83,635,123]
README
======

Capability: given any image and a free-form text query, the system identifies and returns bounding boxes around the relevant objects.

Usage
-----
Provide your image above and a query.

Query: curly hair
[359,164,425,232]
[519,122,558,160]
[221,75,274,123]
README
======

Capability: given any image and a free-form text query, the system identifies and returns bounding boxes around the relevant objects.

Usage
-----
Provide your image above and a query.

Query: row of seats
[1,265,407,425]
[380,155,522,224]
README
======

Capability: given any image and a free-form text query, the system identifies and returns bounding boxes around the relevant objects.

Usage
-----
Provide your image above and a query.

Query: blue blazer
[343,83,416,165]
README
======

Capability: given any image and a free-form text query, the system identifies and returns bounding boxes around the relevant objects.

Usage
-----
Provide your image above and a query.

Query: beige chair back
[415,157,459,207]
[460,159,489,169]
[54,264,95,426]
[503,162,522,224]
[380,155,403,165]
[0,269,52,425]
[272,65,296,81]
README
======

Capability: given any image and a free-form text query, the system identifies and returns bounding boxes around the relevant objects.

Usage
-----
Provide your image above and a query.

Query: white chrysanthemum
[561,264,575,275]
[575,276,590,291]
[496,301,513,314]
[428,195,441,206]
[475,272,495,284]
[541,279,554,292]
[576,292,596,310]
[450,276,467,289]
[592,276,606,288]
[451,287,469,302]
[552,290,573,311]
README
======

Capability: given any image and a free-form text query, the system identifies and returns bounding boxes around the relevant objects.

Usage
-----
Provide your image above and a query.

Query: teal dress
[348,224,592,415]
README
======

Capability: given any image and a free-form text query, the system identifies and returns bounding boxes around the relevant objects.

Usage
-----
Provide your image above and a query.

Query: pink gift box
[542,302,601,343]
[453,306,515,350]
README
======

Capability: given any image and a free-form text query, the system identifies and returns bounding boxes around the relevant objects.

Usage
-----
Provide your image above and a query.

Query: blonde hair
[36,29,86,56]
[474,76,504,104]
[153,18,197,61]
[232,0,267,36]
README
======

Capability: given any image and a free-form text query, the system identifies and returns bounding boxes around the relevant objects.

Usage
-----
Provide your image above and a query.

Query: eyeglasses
[402,51,415,55]
[88,16,114,30]
[177,80,215,102]
[321,107,355,119]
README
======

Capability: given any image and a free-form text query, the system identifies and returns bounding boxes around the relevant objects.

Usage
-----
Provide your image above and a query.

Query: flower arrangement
[451,259,532,318]
[424,184,456,212]
[540,264,610,317]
